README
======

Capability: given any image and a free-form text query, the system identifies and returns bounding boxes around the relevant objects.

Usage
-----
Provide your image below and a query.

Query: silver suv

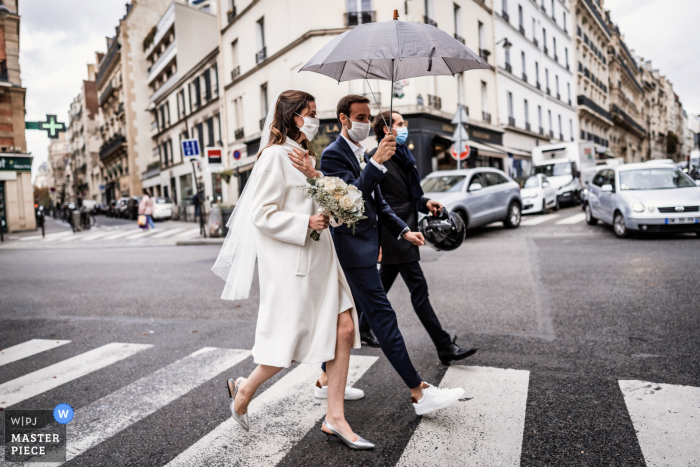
[421,168,522,230]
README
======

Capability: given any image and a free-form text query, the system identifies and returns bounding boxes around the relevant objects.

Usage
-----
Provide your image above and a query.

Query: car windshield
[619,168,696,190]
[520,176,540,189]
[421,175,466,193]
[533,162,571,177]
[155,197,172,204]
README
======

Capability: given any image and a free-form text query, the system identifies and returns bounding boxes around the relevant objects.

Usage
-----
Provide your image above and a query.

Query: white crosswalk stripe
[0,339,71,367]
[122,229,160,240]
[166,355,378,467]
[520,213,561,226]
[173,228,201,239]
[78,230,120,241]
[0,343,152,409]
[398,366,530,466]
[149,227,188,238]
[555,212,587,224]
[41,231,77,242]
[619,380,700,467]
[100,229,142,240]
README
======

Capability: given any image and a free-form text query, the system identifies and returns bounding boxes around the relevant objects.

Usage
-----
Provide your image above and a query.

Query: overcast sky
[20,0,700,177]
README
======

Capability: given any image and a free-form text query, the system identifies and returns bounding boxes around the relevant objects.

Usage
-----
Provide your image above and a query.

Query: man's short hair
[336,95,370,123]
[372,111,398,142]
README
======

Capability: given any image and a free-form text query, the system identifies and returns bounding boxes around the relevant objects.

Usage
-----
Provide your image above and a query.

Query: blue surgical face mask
[395,127,409,145]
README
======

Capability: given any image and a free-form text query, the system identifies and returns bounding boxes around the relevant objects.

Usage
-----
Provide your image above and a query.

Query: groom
[312,95,464,415]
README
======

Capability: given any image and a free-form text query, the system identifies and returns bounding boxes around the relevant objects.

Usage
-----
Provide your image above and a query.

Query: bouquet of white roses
[299,175,367,241]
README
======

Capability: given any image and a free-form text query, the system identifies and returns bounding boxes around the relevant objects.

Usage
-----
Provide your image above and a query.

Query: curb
[176,238,224,246]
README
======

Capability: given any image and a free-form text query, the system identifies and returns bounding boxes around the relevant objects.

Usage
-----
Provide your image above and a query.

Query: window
[204,70,212,101]
[505,46,511,67]
[563,12,567,31]
[481,81,488,113]
[165,102,170,126]
[206,116,215,147]
[521,51,526,78]
[177,90,186,119]
[532,18,536,40]
[215,113,222,146]
[545,68,549,88]
[558,114,562,136]
[548,109,553,132]
[567,82,571,102]
[535,61,539,83]
[196,122,204,152]
[518,4,523,28]
[569,119,573,140]
[553,37,557,58]
[231,40,239,76]
[425,0,435,20]
[161,141,168,167]
[260,83,269,121]
[502,0,508,15]
[551,0,555,18]
[507,91,514,119]
[256,17,265,52]
[592,170,606,187]
[190,77,201,111]
[538,105,542,129]
[211,63,219,96]
[542,28,547,51]
[483,172,507,186]
[565,48,569,67]
[555,75,559,95]
[454,3,461,36]
[478,21,484,51]
[524,99,529,124]
[348,0,372,25]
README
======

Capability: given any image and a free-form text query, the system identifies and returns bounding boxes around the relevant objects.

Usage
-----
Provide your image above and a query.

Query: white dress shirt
[340,134,387,173]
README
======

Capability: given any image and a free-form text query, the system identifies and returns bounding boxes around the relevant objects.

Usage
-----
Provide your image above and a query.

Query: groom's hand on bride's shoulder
[403,231,425,246]
[373,135,396,164]
[288,148,319,178]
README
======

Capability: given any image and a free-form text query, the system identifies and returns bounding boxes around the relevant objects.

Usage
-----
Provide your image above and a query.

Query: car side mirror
[469,183,483,192]
[601,184,613,192]
[542,182,550,188]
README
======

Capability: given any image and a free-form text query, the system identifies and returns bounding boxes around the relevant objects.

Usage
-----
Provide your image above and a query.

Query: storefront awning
[467,140,509,158]
[481,142,531,158]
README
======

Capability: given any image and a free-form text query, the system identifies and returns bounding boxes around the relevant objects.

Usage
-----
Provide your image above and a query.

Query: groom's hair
[336,95,370,123]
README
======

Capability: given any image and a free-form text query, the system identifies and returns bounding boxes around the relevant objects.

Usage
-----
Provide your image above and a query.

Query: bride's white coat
[250,138,360,368]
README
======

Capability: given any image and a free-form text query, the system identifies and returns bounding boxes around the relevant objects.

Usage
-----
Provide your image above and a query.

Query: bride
[212,90,374,449]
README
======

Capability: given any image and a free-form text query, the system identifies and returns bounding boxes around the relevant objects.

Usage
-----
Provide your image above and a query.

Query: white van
[531,142,597,206]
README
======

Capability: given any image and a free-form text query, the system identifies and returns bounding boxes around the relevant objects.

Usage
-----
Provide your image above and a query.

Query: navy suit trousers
[363,262,452,352]
[322,265,422,389]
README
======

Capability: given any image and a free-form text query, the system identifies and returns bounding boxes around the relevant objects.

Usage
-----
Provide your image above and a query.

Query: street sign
[232,149,241,160]
[181,139,200,160]
[0,156,32,172]
[206,147,223,167]
[451,105,469,125]
[25,115,67,139]
[451,125,469,143]
[450,142,470,161]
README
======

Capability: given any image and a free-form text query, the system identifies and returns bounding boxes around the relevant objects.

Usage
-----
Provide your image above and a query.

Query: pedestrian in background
[368,110,478,366]
[138,189,155,230]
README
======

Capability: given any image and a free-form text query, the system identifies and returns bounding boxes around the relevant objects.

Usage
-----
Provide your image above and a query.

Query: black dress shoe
[438,337,477,365]
[359,329,381,348]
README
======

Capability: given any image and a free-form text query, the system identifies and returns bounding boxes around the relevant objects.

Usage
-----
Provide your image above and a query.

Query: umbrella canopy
[299,19,493,82]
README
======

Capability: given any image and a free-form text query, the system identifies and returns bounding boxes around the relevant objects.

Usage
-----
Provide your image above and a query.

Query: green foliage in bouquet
[299,176,367,235]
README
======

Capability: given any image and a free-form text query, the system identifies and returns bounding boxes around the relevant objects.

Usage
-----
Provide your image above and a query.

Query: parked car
[92,204,109,215]
[152,197,174,220]
[115,197,130,218]
[421,168,522,230]
[124,196,142,220]
[585,162,700,238]
[519,174,558,214]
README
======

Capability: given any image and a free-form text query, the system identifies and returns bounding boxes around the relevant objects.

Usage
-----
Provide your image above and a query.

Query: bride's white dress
[250,138,360,368]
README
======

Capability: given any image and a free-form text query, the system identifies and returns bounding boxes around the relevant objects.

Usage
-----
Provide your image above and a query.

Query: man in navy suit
[290,95,465,415]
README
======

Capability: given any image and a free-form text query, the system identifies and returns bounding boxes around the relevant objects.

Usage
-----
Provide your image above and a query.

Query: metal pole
[390,59,394,130]
[457,76,462,171]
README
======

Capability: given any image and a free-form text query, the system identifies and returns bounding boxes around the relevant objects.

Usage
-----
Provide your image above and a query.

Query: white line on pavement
[40,231,77,242]
[556,212,587,225]
[520,213,560,226]
[619,380,700,467]
[0,343,152,409]
[173,228,201,239]
[77,230,119,241]
[100,229,142,240]
[166,355,378,467]
[0,339,71,367]
[52,348,251,465]
[123,229,160,240]
[149,227,188,239]
[19,234,44,241]
[398,366,530,466]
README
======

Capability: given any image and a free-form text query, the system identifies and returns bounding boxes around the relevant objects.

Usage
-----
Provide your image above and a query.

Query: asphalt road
[1,207,699,466]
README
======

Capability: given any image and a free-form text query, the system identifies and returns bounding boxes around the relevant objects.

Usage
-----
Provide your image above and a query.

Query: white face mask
[295,113,319,141]
[343,114,370,142]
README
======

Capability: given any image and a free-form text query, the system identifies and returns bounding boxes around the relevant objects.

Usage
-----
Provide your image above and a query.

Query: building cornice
[220,0,262,35]
[224,28,348,92]
[473,0,493,14]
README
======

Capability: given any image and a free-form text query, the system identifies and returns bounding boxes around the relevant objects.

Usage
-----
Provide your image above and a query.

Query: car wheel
[541,200,547,214]
[585,203,598,225]
[613,211,630,238]
[455,210,468,229]
[554,198,560,211]
[504,202,521,228]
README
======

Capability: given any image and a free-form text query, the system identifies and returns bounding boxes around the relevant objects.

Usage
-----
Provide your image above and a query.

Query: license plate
[665,217,700,224]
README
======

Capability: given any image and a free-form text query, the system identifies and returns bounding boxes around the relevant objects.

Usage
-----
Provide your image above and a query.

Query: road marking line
[123,229,160,240]
[41,231,77,242]
[79,230,119,241]
[173,228,201,239]
[0,339,71,367]
[0,343,152,409]
[53,348,250,464]
[398,366,530,466]
[19,235,44,241]
[166,355,378,467]
[101,229,141,240]
[149,227,188,239]
[520,213,560,226]
[556,212,586,224]
[619,380,700,467]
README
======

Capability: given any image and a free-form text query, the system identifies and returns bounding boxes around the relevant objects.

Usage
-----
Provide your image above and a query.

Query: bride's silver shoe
[321,420,374,450]
[227,377,249,431]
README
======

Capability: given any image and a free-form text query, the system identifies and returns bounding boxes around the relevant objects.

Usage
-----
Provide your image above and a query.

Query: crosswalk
[520,209,589,227]
[1,338,698,466]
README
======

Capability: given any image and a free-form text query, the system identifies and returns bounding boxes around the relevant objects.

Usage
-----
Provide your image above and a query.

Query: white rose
[340,196,354,209]
[336,178,348,190]
[323,179,337,192]
[347,184,359,193]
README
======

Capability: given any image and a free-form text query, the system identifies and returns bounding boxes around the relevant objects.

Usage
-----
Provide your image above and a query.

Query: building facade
[46,133,71,207]
[216,0,502,201]
[0,0,33,233]
[495,0,578,176]
[143,0,222,212]
[573,0,611,155]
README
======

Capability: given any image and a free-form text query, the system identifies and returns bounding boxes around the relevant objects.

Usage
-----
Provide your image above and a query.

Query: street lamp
[496,38,513,50]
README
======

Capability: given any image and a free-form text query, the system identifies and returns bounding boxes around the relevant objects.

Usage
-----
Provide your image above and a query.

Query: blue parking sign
[182,139,200,159]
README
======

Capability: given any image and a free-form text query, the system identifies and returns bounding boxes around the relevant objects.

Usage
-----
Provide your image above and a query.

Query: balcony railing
[560,133,564,141]
[427,94,441,109]
[536,81,541,90]
[544,46,549,55]
[577,26,582,37]
[479,49,491,61]
[611,103,646,136]
[501,11,509,22]
[227,7,236,23]
[539,127,544,135]
[99,135,126,161]
[508,116,516,126]
[578,94,611,121]
[454,33,465,45]
[231,66,241,81]
[99,80,115,107]
[546,87,551,96]
[549,130,554,138]
[557,93,561,100]
[234,128,244,140]
[525,122,531,132]
[522,73,528,83]
[96,41,121,88]
[554,54,559,62]
[424,16,438,27]
[533,37,538,47]
[578,61,583,72]
[346,10,375,27]
[255,47,267,65]
[583,0,611,37]
[519,25,525,35]
[505,63,512,73]
[482,111,491,123]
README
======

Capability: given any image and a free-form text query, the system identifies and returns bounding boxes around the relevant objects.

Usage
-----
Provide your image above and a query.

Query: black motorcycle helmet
[418,208,466,251]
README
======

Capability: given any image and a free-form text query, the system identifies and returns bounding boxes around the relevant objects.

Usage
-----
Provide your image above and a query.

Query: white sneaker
[314,381,365,400]
[412,382,465,415]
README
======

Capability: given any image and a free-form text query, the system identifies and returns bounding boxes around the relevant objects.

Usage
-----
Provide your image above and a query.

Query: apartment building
[0,0,33,233]
[495,0,577,176]
[573,0,611,155]
[217,0,500,200]
[143,0,222,209]
[95,0,171,204]
[67,65,103,202]
[606,23,645,163]
[46,133,71,207]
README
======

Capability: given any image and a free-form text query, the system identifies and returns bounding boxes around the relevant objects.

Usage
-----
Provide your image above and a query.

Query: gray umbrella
[299,15,493,118]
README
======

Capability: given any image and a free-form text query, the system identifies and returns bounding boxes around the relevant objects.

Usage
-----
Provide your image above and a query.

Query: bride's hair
[258,90,316,159]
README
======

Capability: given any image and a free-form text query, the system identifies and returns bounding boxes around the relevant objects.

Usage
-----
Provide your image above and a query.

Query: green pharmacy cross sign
[25,115,67,139]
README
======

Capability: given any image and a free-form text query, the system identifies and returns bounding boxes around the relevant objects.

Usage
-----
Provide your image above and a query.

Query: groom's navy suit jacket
[320,136,408,268]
